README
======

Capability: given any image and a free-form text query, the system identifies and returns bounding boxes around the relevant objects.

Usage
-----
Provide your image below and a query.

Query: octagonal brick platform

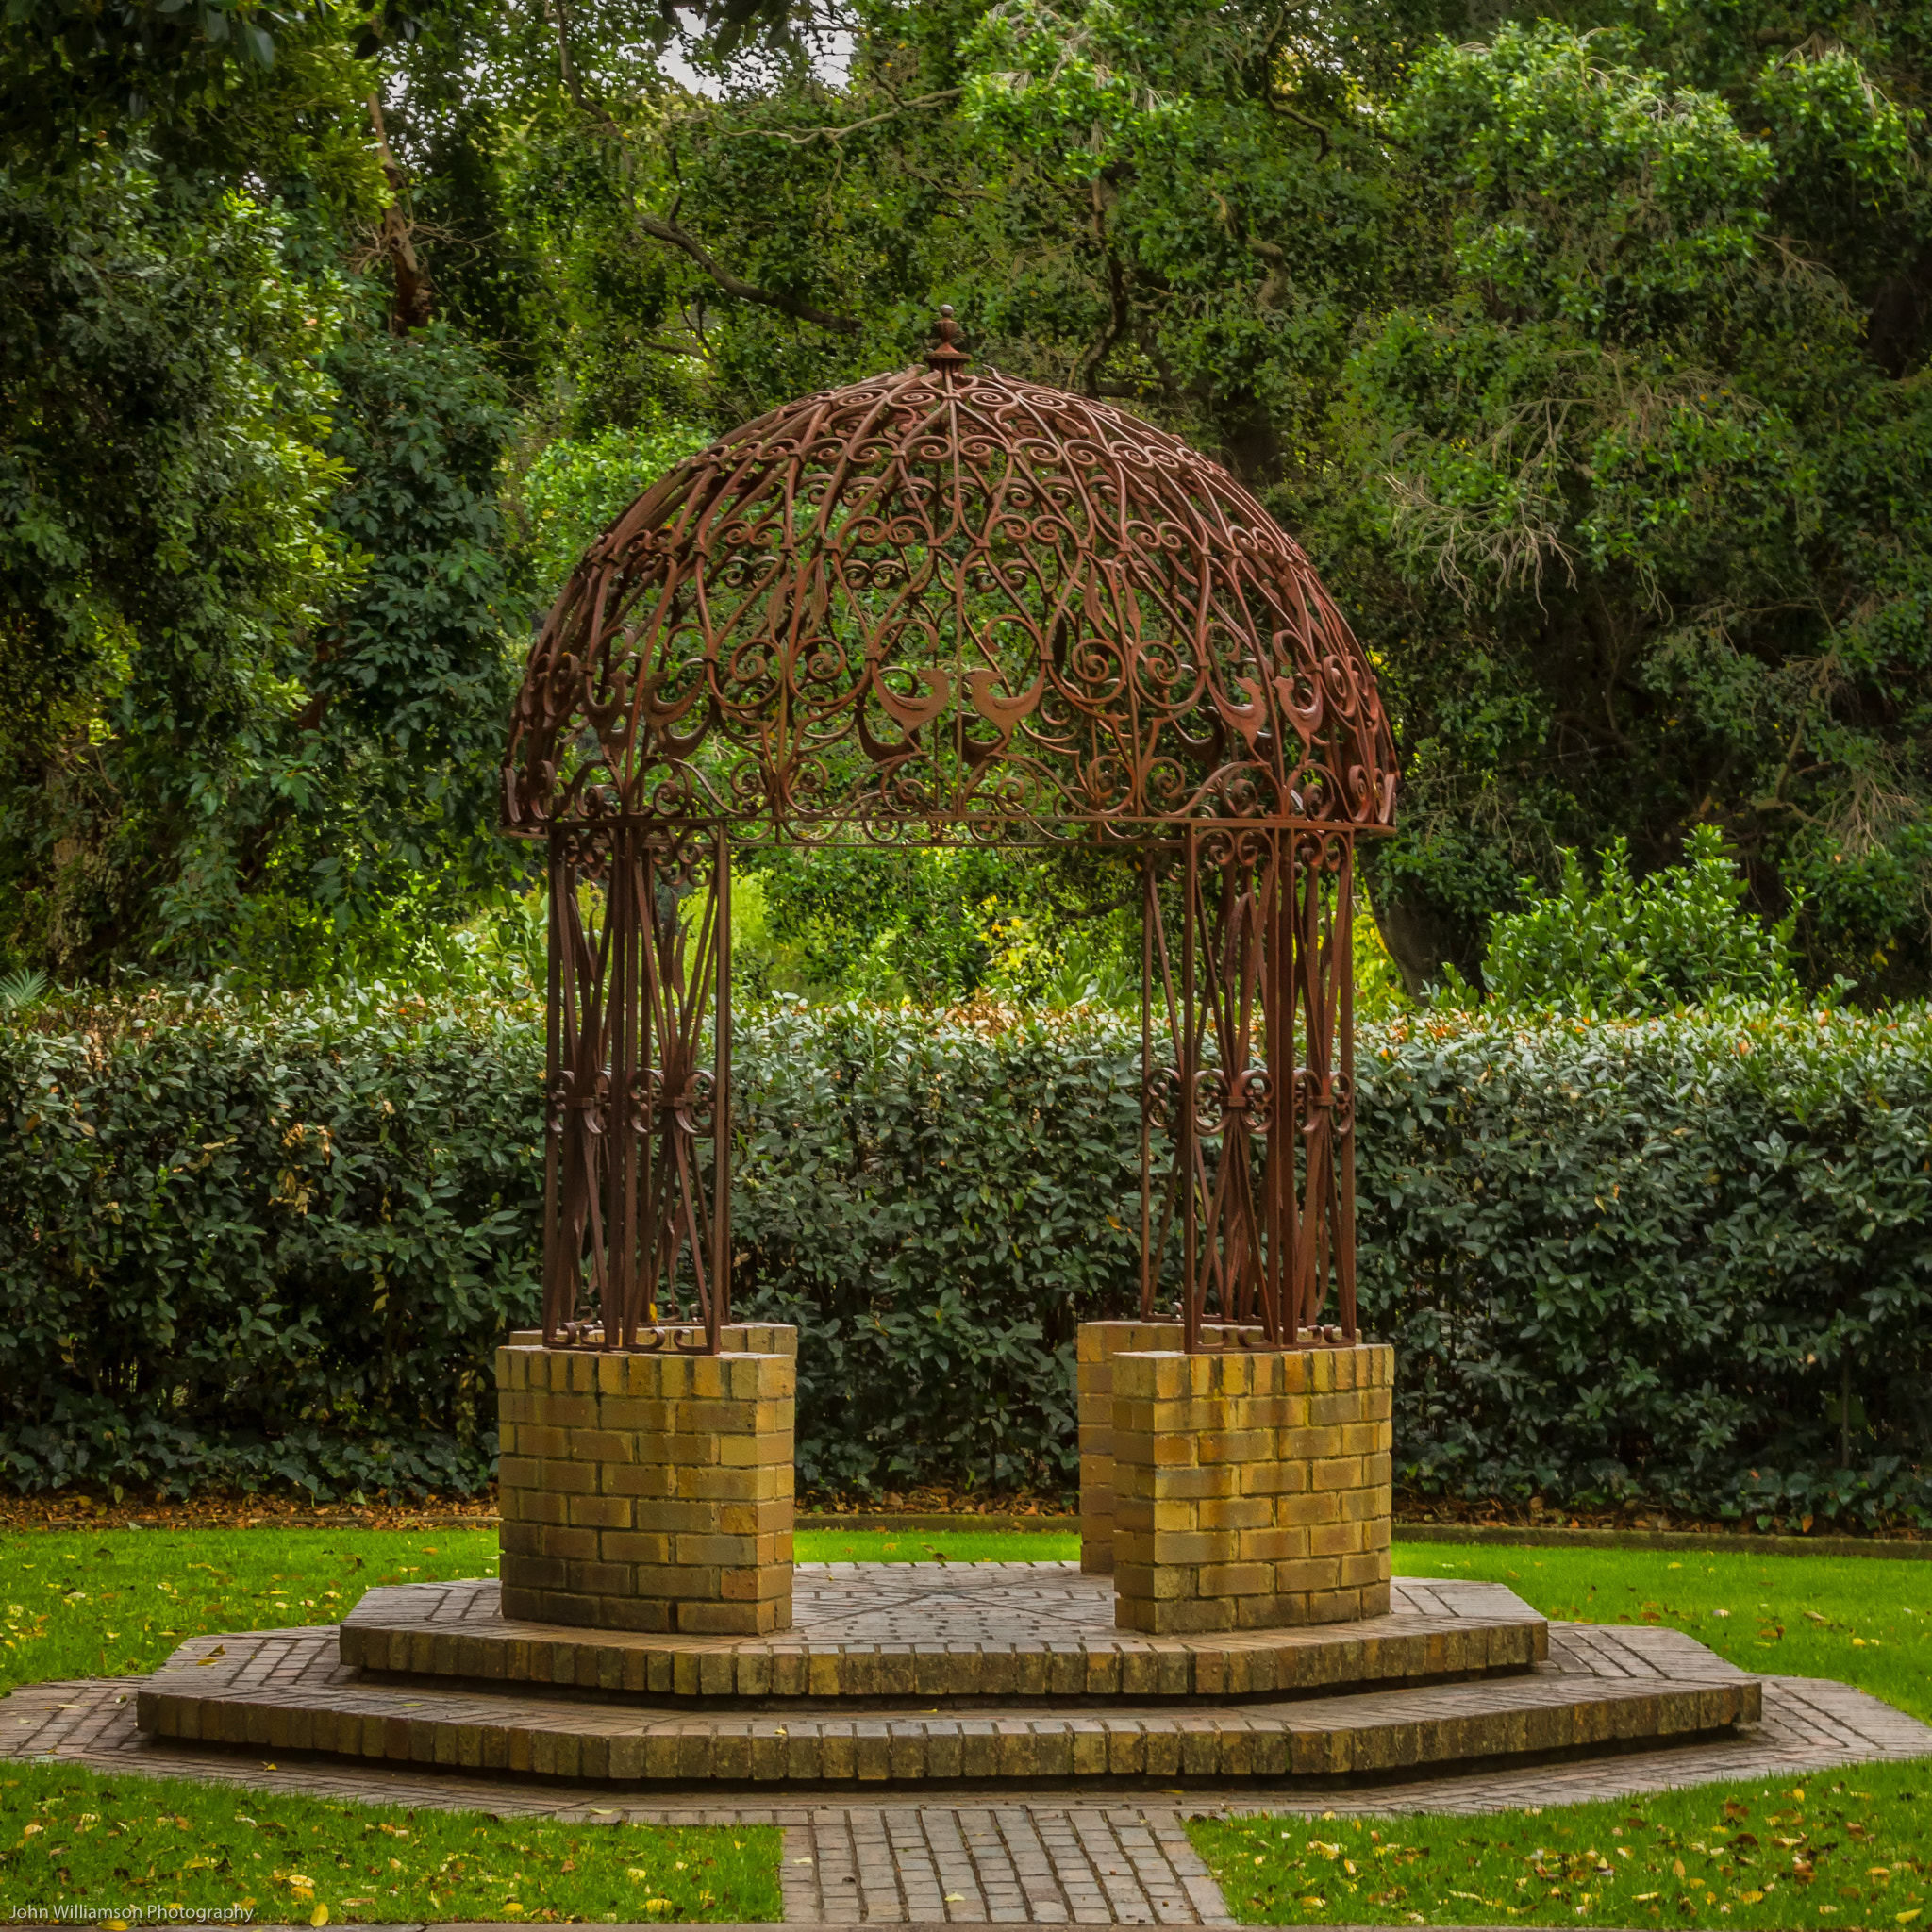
[336,1568,1541,1703]
[134,1565,1762,1788]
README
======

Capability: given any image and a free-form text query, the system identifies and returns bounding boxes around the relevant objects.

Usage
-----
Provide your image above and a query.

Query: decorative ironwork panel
[1140,825,1358,1348]
[540,823,731,1353]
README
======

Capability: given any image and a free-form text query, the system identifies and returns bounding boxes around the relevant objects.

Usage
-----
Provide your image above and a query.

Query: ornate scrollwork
[503,330,1396,849]
[520,313,1394,1358]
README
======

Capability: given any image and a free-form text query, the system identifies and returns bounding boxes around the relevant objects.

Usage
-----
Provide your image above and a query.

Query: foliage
[1332,21,1932,998]
[1359,1004,1932,1529]
[1477,825,1799,1014]
[0,987,547,1499]
[218,318,534,988]
[15,0,1932,1003]
[370,0,1932,1002]
[1189,1757,1932,1927]
[511,423,714,612]
[3,993,1928,1524]
[0,1758,780,1924]
[738,844,1138,1007]
[0,158,359,979]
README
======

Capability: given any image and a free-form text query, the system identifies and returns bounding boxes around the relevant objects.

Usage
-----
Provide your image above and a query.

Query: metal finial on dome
[925,304,970,371]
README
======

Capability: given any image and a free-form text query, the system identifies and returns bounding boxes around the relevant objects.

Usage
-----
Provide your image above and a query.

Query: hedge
[1,991,1927,1527]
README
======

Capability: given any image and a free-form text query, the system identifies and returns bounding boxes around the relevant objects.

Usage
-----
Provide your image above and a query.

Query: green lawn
[0,1526,506,1693]
[1189,1757,1932,1927]
[0,1525,1076,1690]
[1391,1539,1932,1724]
[5,1524,1929,1932]
[0,1761,780,1924]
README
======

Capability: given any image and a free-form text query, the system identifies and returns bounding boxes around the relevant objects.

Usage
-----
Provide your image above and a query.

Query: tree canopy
[6,0,1932,998]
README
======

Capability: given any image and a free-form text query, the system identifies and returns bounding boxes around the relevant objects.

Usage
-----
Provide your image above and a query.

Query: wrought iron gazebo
[504,310,1398,1357]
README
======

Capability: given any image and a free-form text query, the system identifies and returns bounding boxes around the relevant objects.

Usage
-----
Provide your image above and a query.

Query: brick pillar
[1076,1320,1261,1574]
[1111,1341,1392,1633]
[496,1326,795,1635]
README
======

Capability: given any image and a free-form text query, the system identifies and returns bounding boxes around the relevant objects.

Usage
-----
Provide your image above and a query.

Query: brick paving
[5,1659,1928,1921]
[128,1577,1757,1787]
[133,1630,1755,1787]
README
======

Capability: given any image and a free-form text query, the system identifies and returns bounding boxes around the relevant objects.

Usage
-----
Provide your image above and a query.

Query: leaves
[2,987,1928,1519]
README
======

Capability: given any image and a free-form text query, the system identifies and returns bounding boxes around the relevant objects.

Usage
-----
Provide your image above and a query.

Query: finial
[925,304,970,372]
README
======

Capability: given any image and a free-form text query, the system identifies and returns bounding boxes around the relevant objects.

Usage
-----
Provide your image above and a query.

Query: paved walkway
[5,1647,1927,1924]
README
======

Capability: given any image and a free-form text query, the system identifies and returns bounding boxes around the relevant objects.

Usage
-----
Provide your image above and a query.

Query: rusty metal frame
[1139,825,1359,1353]
[508,311,1396,1355]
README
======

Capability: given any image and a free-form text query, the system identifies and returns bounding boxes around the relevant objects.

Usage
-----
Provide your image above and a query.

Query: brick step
[135,1625,1759,1787]
[341,1574,1547,1706]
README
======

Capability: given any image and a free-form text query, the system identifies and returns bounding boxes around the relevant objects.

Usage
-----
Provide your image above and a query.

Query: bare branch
[632,208,861,333]
[715,89,962,145]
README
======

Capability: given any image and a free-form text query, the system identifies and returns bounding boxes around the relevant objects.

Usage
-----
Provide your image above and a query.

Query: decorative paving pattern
[341,1571,1545,1704]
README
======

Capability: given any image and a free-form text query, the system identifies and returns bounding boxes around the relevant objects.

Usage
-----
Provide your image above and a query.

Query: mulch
[0,1482,1919,1541]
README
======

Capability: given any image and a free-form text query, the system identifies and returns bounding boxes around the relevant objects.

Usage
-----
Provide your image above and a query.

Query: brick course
[497,1329,796,1635]
[1110,1341,1393,1634]
[1076,1321,1263,1574]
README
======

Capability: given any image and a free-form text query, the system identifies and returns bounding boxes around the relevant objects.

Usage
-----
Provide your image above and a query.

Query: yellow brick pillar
[1075,1320,1262,1574]
[495,1325,795,1635]
[1111,1342,1392,1633]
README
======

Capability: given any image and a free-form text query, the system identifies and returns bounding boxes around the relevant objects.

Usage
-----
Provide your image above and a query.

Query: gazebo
[132,322,1757,1794]
[503,308,1398,1368]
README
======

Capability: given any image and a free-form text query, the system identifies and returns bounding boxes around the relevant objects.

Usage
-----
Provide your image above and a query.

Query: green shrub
[1357,1004,1932,1527]
[1,991,1926,1525]
[0,988,546,1498]
[1479,824,1799,1011]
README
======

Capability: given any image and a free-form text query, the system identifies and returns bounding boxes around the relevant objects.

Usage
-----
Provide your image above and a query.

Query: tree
[14,0,1932,1000]
[1326,25,1932,999]
[219,319,533,983]
[0,159,359,974]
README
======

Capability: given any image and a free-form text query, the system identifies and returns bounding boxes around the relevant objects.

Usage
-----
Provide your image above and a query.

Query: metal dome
[504,312,1396,845]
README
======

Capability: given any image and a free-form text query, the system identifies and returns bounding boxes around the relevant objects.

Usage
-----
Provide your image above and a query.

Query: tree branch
[1264,93,1330,158]
[633,208,861,333]
[364,92,432,332]
[715,89,962,145]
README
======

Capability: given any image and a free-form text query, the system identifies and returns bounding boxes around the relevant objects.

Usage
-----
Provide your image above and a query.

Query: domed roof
[503,316,1396,844]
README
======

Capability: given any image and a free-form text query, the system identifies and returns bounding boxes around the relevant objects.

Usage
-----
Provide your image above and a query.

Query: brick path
[5,1654,1928,1924]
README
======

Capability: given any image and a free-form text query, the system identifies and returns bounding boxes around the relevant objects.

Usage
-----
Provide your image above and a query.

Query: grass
[1390,1539,1932,1724]
[1188,1757,1932,1927]
[0,1761,780,1924]
[0,1527,507,1693]
[0,1525,1076,1690]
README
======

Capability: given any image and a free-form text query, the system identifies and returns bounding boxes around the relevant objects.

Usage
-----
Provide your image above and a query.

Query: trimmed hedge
[1,992,1927,1525]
